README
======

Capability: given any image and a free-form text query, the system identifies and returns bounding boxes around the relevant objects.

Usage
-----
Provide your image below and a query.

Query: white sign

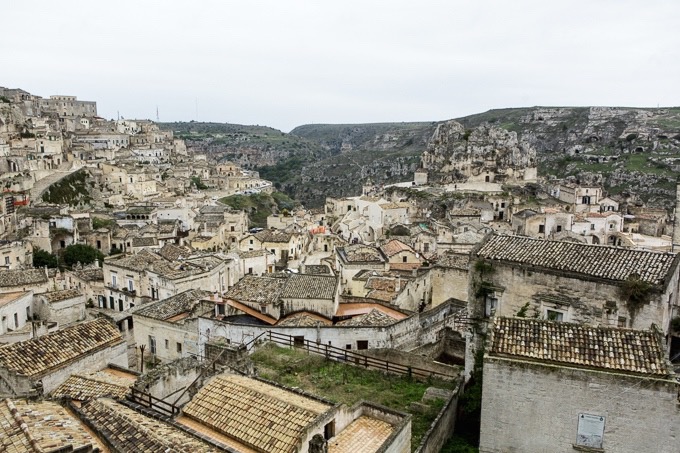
[576,413,605,449]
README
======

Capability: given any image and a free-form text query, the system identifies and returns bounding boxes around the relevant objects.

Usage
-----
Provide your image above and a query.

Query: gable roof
[281,274,337,300]
[0,318,123,377]
[0,399,103,452]
[0,268,49,287]
[488,317,672,377]
[183,374,331,453]
[224,275,287,305]
[133,289,212,321]
[477,235,677,284]
[380,239,416,258]
[78,398,221,452]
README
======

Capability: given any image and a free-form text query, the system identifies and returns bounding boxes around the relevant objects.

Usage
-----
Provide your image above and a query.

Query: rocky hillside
[163,107,680,209]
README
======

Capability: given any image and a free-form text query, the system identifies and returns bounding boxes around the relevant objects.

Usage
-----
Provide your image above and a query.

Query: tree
[62,244,104,268]
[33,248,58,268]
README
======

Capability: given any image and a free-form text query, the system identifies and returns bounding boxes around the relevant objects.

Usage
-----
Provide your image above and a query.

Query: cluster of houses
[0,86,679,452]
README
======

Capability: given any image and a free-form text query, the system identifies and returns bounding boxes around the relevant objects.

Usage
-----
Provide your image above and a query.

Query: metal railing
[265,331,453,381]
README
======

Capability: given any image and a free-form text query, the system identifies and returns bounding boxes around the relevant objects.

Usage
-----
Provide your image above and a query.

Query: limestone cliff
[422,121,537,184]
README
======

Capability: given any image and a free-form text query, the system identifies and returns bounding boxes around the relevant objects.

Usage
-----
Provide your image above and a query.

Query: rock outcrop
[422,120,537,184]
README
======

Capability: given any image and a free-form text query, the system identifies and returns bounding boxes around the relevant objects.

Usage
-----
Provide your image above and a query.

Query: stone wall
[200,302,458,357]
[431,266,468,306]
[415,379,463,453]
[476,261,677,333]
[480,357,680,452]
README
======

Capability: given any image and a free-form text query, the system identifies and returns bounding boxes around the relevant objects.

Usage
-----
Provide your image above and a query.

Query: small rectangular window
[546,309,564,322]
[177,342,182,353]
[538,225,545,234]
[165,339,169,349]
[149,336,156,354]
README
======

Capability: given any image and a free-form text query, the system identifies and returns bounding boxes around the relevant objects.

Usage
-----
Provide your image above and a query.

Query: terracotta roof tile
[282,274,337,300]
[183,374,330,453]
[0,318,123,377]
[51,374,130,401]
[133,289,212,320]
[78,398,220,452]
[380,239,415,257]
[0,399,103,452]
[41,288,82,303]
[225,275,287,305]
[488,317,672,376]
[477,235,676,284]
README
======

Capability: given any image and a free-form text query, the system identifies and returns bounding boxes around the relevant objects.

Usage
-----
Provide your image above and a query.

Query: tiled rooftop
[133,289,212,321]
[380,239,415,257]
[328,415,394,453]
[477,235,677,284]
[158,243,192,261]
[0,318,123,377]
[225,275,287,305]
[338,245,386,263]
[337,309,398,327]
[72,267,104,282]
[254,229,294,243]
[51,372,131,401]
[183,374,331,453]
[41,288,82,303]
[304,264,331,275]
[0,399,103,452]
[488,317,672,376]
[78,398,221,452]
[131,236,158,247]
[0,268,48,287]
[277,312,333,327]
[435,252,470,270]
[282,274,337,300]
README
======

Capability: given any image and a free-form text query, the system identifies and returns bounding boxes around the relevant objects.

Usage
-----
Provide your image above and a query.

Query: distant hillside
[163,107,680,209]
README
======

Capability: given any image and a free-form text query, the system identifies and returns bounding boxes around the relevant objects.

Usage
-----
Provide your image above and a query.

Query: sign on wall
[576,413,605,449]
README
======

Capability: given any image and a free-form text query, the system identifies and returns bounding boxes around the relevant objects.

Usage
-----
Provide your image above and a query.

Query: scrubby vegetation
[251,343,456,451]
[220,191,298,227]
[42,169,92,206]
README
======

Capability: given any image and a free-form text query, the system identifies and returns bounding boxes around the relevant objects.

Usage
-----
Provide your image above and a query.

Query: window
[402,256,407,263]
[118,300,123,311]
[109,296,114,309]
[546,309,564,322]
[96,240,101,249]
[177,342,182,353]
[345,344,352,350]
[149,336,157,354]
[14,313,18,328]
[4,257,9,265]
[556,226,562,232]
[485,296,498,317]
[111,274,117,287]
[357,340,368,350]
[231,237,235,243]
[248,267,253,274]
[230,226,235,232]
[165,339,169,349]
[590,224,595,230]
[127,278,134,292]
[538,225,545,234]
[618,316,627,328]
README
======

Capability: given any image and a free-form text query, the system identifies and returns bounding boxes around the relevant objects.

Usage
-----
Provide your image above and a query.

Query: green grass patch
[251,343,457,451]
[219,191,298,228]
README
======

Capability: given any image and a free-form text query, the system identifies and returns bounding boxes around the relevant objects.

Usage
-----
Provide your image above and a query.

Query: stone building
[132,289,213,363]
[471,235,680,338]
[480,317,680,452]
[0,318,127,396]
[179,373,411,453]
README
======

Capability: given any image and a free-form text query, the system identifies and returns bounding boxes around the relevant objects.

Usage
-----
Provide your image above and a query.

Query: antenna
[156,106,159,122]
[117,110,120,121]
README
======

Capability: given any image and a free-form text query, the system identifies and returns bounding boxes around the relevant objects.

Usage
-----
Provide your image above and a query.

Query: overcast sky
[2,1,678,131]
